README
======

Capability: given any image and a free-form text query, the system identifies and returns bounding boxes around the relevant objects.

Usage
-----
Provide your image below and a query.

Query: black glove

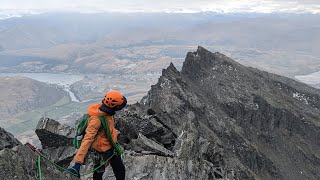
[67,163,81,178]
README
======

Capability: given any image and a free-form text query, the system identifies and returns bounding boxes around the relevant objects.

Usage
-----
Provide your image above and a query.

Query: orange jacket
[74,103,118,164]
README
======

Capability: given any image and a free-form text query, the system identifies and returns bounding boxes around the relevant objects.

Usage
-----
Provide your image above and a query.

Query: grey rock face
[41,146,77,166]
[116,106,177,151]
[36,117,75,148]
[86,105,227,180]
[0,127,21,150]
[141,46,320,179]
[4,47,319,179]
[129,133,175,157]
[36,117,76,167]
[122,152,228,180]
[0,136,78,180]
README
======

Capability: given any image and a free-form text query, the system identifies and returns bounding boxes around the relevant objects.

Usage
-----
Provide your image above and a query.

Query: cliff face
[37,47,319,180]
[118,46,320,179]
[0,127,78,180]
[138,46,320,179]
[1,47,320,180]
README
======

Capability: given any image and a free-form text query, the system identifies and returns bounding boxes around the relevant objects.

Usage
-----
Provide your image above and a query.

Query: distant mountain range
[0,12,319,77]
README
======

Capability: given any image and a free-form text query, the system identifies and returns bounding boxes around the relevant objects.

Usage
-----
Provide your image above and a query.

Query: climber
[67,90,127,180]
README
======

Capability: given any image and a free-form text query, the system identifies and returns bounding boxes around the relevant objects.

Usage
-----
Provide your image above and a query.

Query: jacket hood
[88,103,107,116]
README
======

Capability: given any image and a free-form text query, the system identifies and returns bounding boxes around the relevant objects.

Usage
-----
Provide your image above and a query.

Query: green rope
[37,156,42,180]
[99,116,124,156]
[36,150,116,179]
[36,116,124,179]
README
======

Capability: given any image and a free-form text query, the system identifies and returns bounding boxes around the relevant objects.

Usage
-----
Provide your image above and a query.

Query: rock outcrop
[2,46,320,180]
[36,117,75,148]
[36,47,320,180]
[0,127,78,180]
[35,117,76,167]
[0,127,21,150]
[118,46,320,179]
[0,145,79,180]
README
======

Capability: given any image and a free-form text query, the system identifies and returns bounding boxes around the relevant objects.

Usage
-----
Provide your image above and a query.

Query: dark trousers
[93,148,125,180]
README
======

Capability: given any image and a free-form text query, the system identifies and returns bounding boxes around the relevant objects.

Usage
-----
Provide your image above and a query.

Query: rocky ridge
[0,127,78,180]
[123,46,319,179]
[1,46,319,180]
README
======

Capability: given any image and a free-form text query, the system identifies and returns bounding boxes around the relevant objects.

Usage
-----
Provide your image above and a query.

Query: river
[0,73,84,102]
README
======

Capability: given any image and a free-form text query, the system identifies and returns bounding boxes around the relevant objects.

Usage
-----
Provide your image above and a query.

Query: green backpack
[73,114,124,155]
[73,114,90,149]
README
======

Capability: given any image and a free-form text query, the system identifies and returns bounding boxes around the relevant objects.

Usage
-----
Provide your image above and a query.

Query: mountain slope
[36,46,320,179]
[5,46,320,179]
[140,46,320,179]
[0,76,67,119]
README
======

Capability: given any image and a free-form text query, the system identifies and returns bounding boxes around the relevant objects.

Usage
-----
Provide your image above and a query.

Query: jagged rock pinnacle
[2,47,320,180]
[161,62,179,78]
[142,46,320,179]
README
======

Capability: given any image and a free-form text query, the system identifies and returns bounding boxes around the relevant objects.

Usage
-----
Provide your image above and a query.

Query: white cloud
[0,0,319,14]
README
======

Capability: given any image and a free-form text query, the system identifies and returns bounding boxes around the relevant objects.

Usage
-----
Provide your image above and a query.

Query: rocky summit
[1,46,320,180]
[0,127,79,180]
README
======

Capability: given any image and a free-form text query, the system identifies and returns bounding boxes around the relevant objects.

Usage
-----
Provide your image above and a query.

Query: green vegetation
[6,95,92,135]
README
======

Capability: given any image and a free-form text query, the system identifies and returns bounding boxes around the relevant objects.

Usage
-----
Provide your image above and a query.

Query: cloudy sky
[1,0,320,15]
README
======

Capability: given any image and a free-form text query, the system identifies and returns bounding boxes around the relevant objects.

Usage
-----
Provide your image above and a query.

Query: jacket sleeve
[74,116,101,164]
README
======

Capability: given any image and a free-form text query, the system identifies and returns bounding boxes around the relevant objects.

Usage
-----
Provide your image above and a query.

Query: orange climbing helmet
[103,90,125,108]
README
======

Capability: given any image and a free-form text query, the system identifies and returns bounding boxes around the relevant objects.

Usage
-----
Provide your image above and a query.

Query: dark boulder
[0,127,21,150]
[0,127,78,180]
